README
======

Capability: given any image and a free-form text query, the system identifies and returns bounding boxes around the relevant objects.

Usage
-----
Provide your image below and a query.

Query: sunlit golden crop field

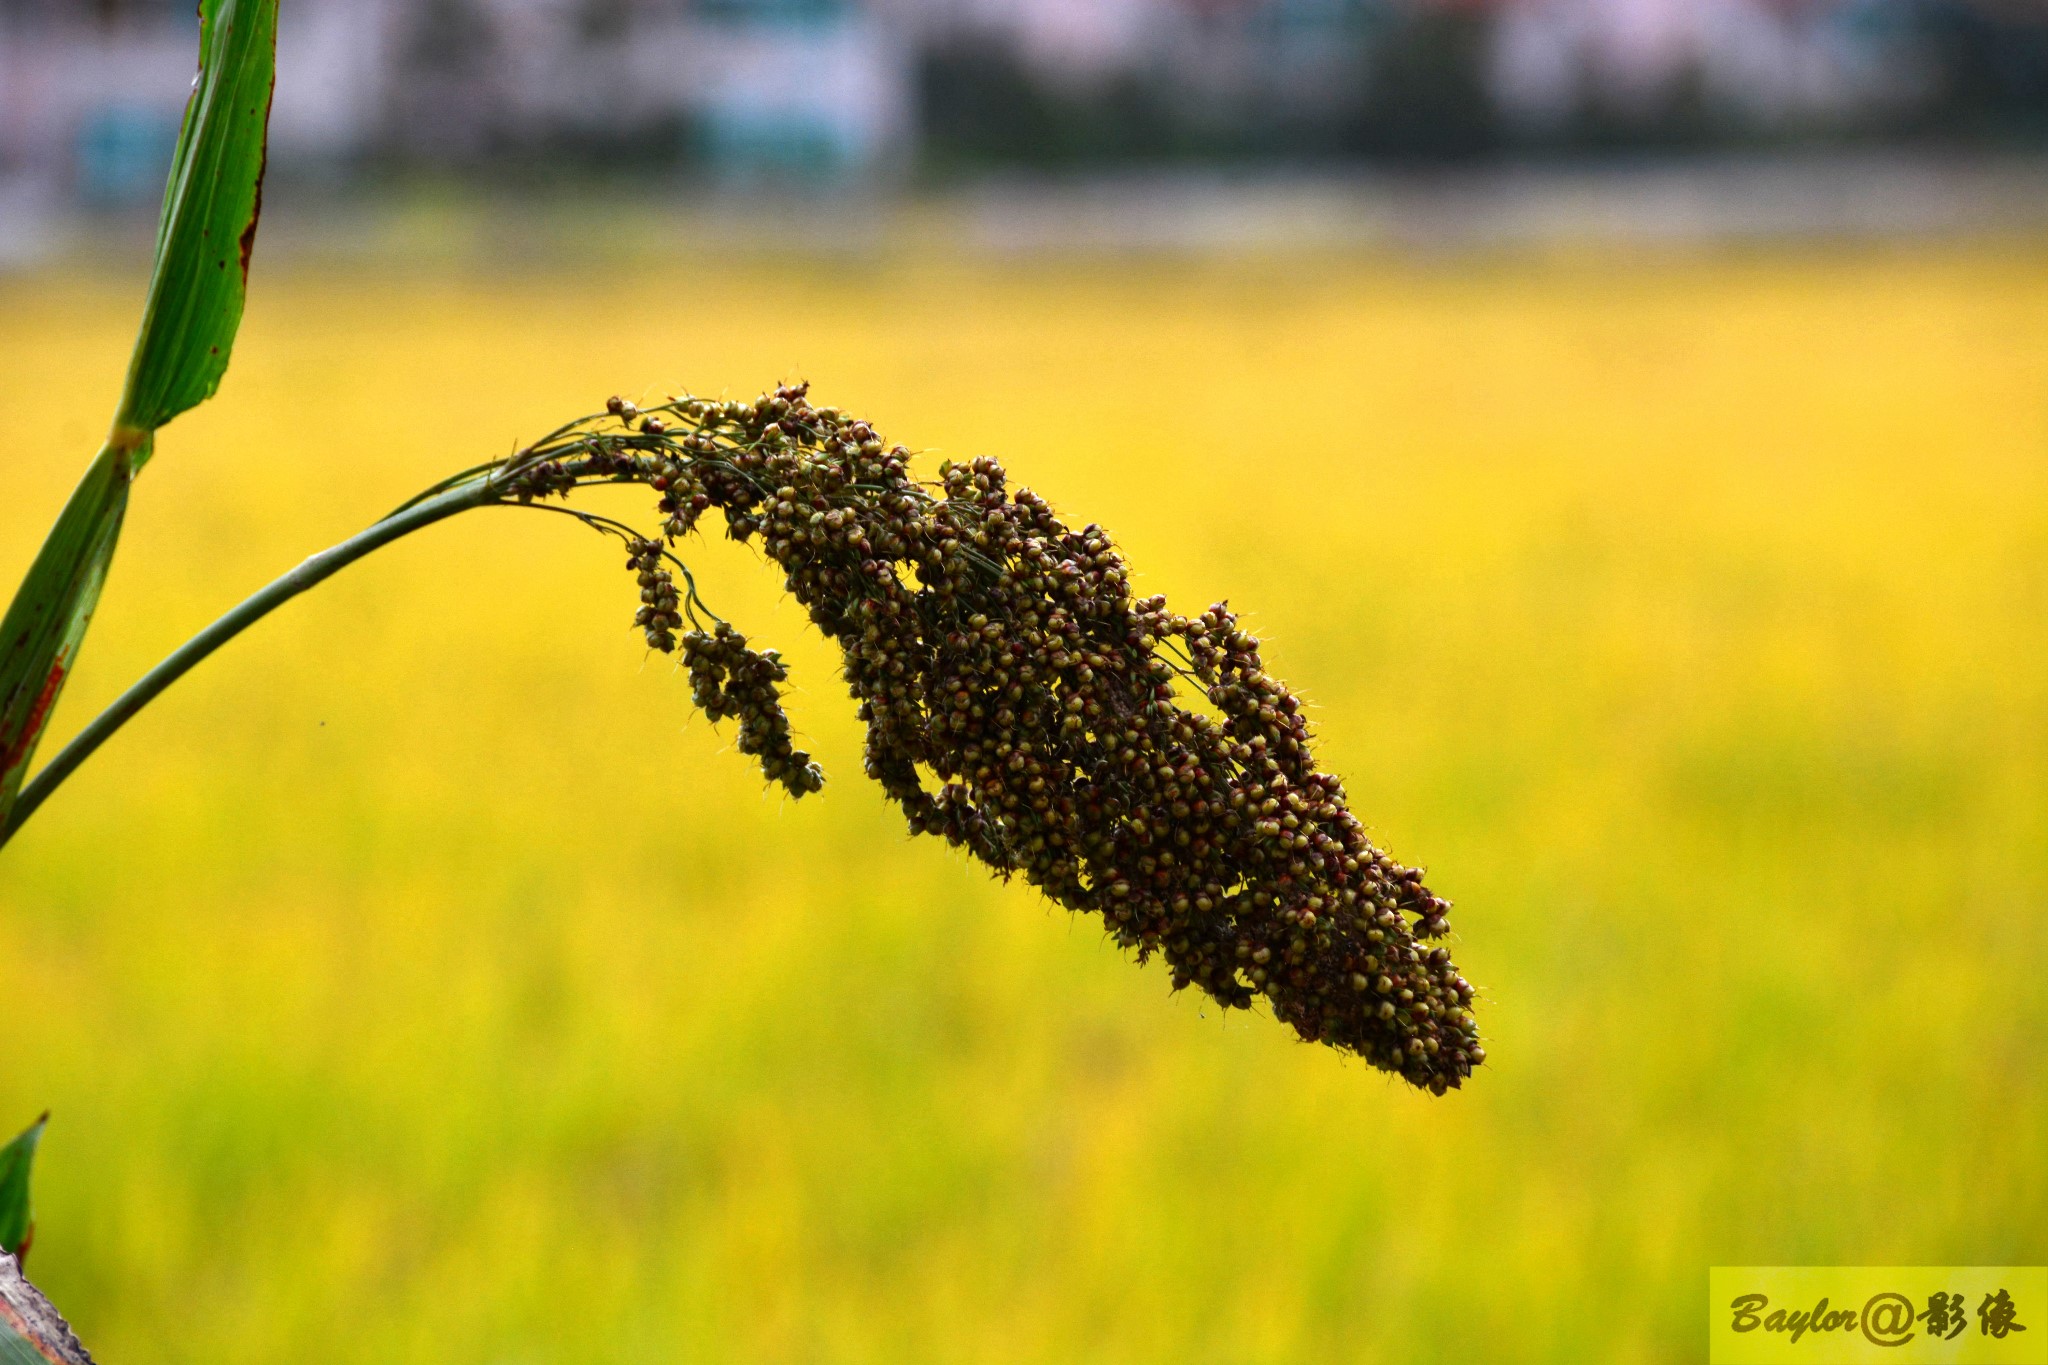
[2,240,2045,1364]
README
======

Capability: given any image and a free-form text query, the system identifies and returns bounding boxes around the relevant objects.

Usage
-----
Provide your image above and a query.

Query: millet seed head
[502,384,1481,1092]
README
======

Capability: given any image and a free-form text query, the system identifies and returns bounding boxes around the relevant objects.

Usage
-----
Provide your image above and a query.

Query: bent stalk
[0,476,501,848]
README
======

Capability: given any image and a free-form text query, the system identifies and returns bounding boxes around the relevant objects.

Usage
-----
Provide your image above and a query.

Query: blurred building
[0,0,2042,211]
[0,0,915,202]
[383,0,914,182]
[909,0,2026,161]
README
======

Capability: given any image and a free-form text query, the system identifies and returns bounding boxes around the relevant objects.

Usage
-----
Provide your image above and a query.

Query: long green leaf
[0,0,276,828]
[0,1116,45,1262]
[116,0,279,445]
[0,453,131,817]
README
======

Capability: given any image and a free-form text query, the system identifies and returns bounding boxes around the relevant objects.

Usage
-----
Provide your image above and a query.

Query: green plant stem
[0,477,502,849]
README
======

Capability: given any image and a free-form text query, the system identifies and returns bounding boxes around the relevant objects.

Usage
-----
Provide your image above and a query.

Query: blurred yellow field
[1,241,2044,1363]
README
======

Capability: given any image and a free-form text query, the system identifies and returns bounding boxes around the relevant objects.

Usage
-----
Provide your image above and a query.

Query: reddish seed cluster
[681,623,824,797]
[626,537,682,652]
[503,385,1481,1092]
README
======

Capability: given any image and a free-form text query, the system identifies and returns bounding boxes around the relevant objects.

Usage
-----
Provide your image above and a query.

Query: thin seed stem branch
[0,476,503,849]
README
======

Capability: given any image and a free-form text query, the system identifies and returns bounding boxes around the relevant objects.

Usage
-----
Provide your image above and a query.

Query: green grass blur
[1,242,2044,1363]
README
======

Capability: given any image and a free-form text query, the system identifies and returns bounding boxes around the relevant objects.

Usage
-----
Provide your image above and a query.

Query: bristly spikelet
[505,386,1483,1093]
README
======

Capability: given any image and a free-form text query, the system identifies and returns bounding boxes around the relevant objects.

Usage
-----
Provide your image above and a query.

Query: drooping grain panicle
[502,386,1481,1093]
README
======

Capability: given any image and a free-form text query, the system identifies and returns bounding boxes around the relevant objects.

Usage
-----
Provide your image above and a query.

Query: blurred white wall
[271,0,404,159]
[1492,0,1925,129]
